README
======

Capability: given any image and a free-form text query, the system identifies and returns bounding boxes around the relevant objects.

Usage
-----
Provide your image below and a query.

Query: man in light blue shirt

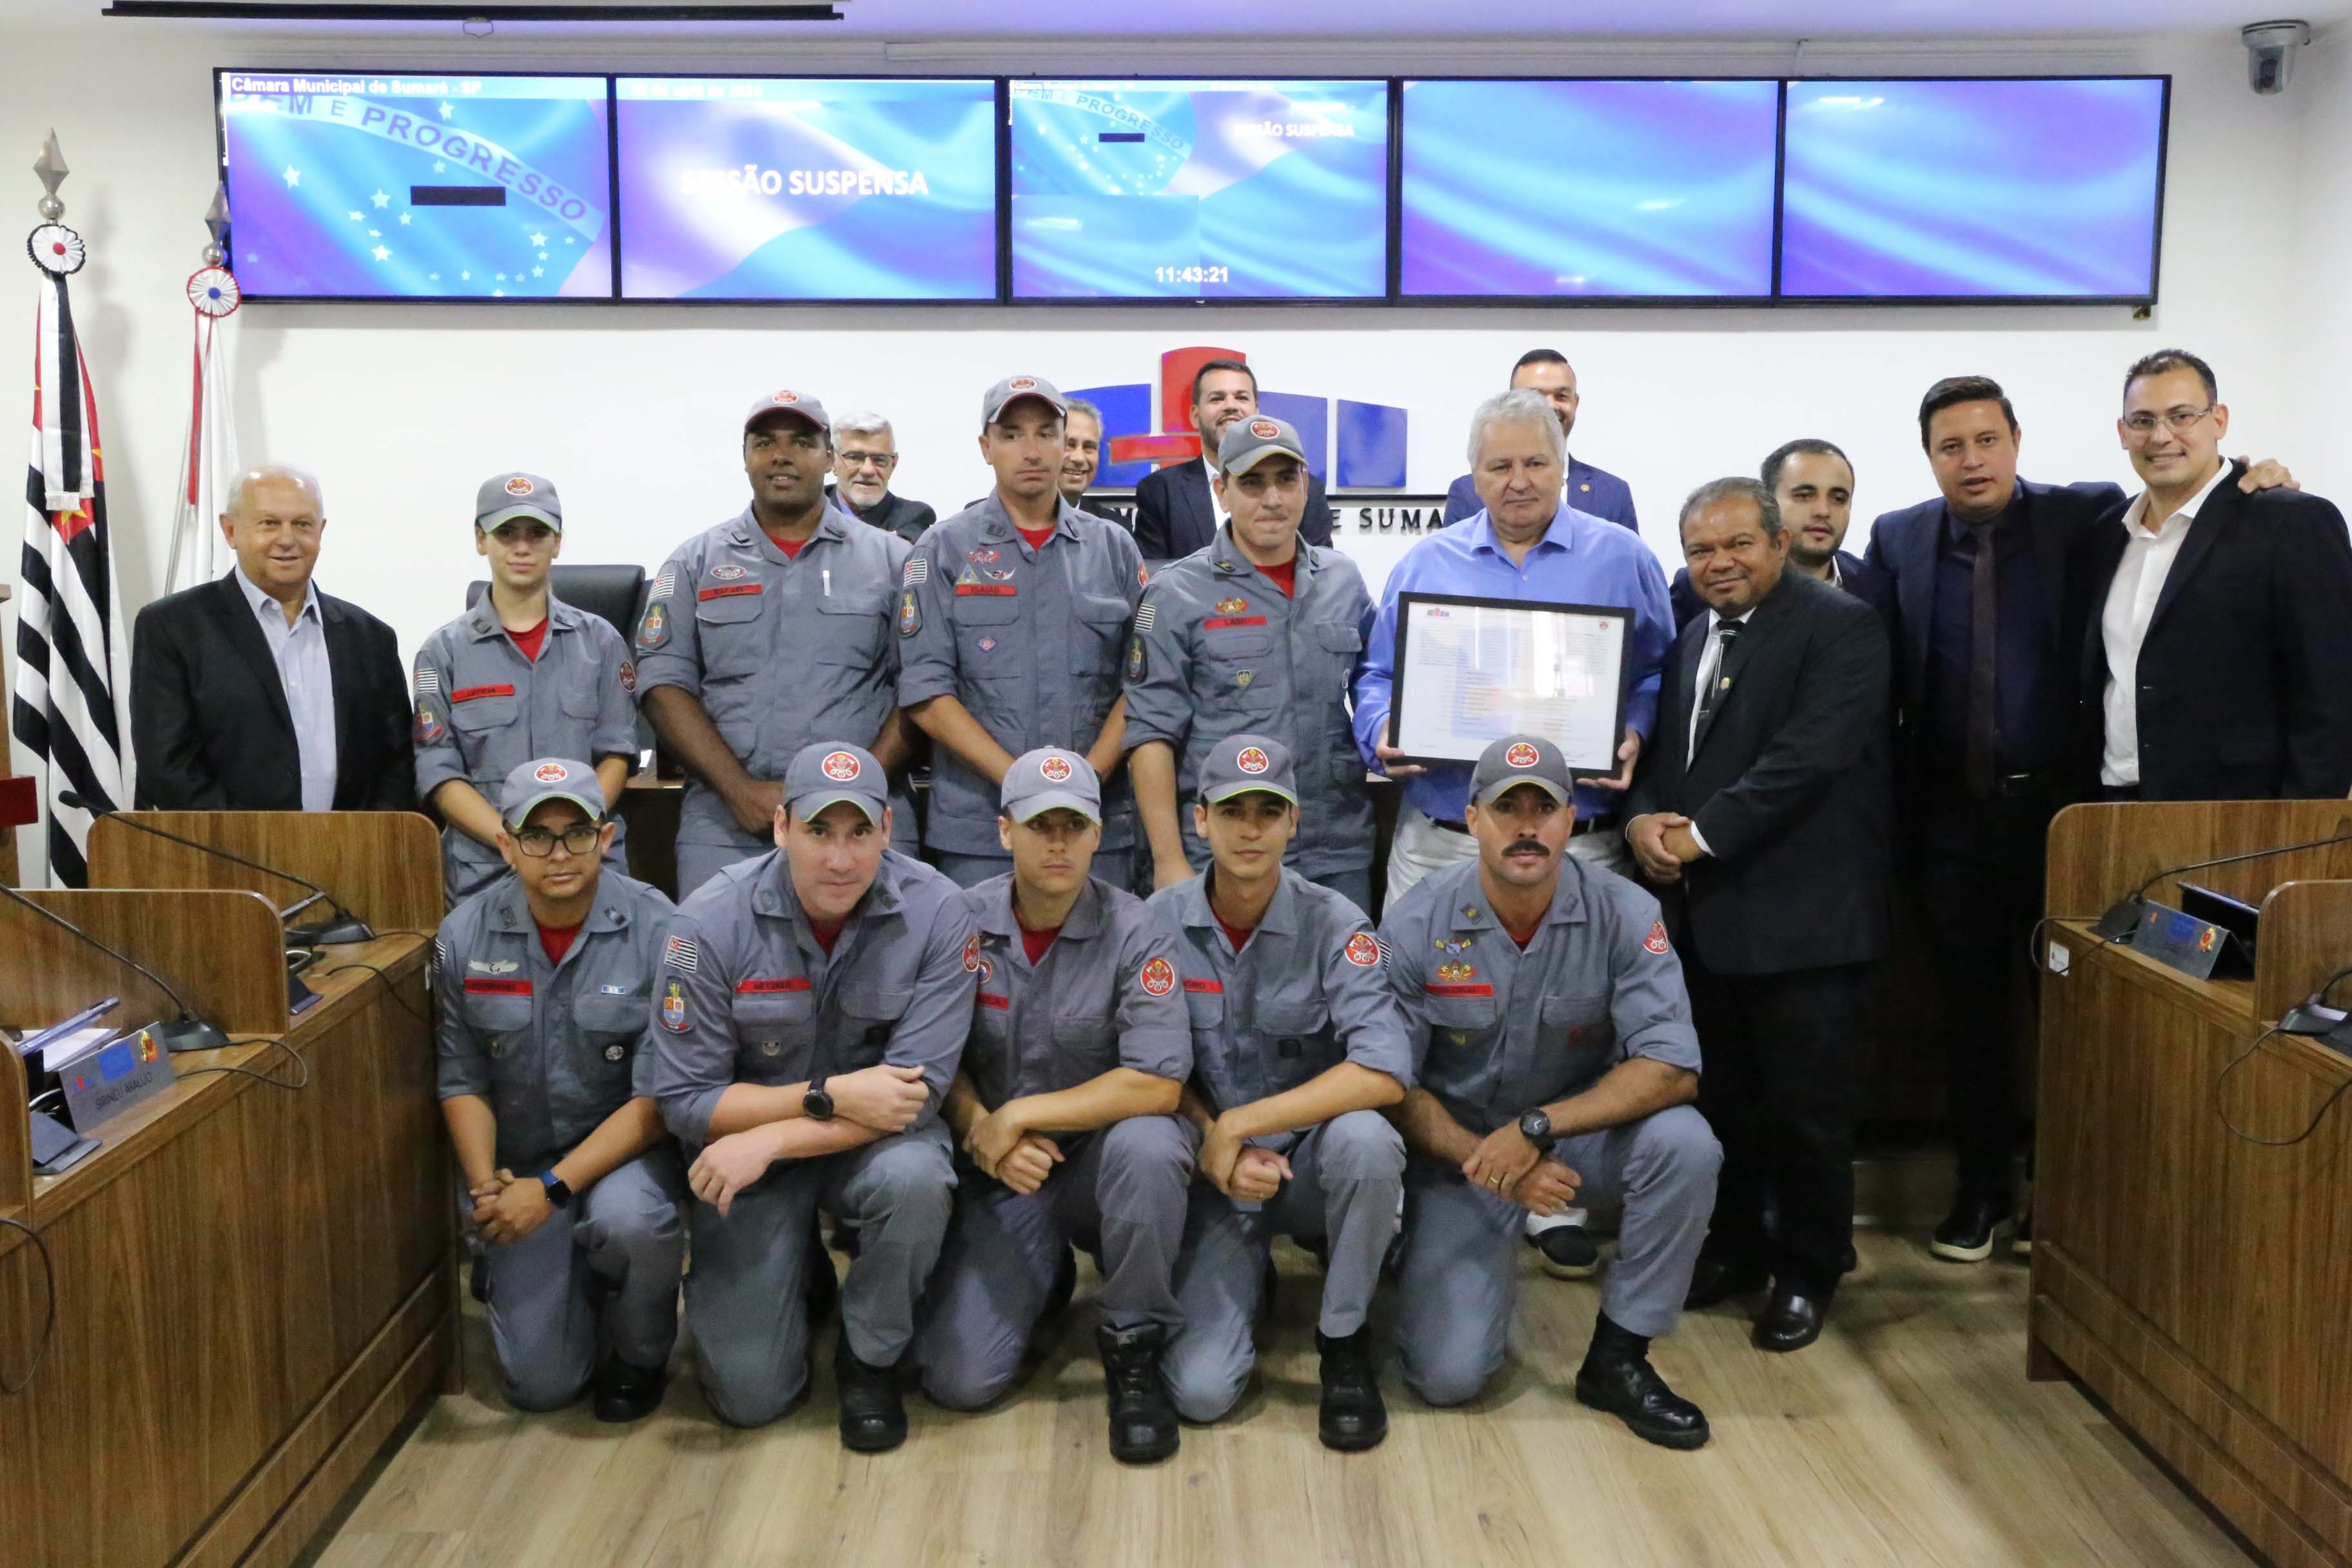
[1354,388,1672,906]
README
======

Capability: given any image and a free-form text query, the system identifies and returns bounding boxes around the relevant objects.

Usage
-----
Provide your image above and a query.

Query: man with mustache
[826,412,937,544]
[1625,479,1890,1354]
[900,376,1148,889]
[1378,735,1718,1449]
[1133,358,1336,564]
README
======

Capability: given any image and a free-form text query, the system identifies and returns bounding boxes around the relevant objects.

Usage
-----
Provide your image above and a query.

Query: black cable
[2214,1024,2352,1147]
[313,961,433,1026]
[0,1216,57,1396]
[174,1036,309,1092]
[2318,963,2352,1003]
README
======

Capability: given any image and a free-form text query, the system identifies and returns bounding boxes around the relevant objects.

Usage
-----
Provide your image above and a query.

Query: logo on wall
[1075,346,1410,494]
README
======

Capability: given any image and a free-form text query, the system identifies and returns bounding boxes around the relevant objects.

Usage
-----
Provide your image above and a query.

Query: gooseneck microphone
[2089,827,2352,941]
[0,881,230,1054]
[59,792,376,947]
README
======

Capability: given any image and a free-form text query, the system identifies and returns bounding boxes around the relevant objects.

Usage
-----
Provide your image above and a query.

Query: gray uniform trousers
[485,1148,687,1411]
[934,848,1134,894]
[685,1121,954,1427]
[1162,1108,1405,1424]
[1397,1104,1719,1407]
[914,1113,1195,1411]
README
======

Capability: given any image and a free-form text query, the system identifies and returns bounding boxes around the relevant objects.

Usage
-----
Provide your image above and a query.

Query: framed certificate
[1387,593,1632,774]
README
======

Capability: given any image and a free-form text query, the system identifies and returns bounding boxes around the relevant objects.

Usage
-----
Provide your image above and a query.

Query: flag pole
[168,184,242,594]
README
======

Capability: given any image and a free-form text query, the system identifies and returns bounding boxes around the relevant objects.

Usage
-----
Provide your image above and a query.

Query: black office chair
[465,564,655,755]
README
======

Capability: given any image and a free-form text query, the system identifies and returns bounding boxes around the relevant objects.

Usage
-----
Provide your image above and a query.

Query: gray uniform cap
[1469,734,1576,808]
[1197,731,1299,807]
[743,389,832,438]
[785,741,887,824]
[1215,415,1308,478]
[477,471,562,533]
[1000,746,1101,823]
[501,755,605,827]
[980,374,1068,427]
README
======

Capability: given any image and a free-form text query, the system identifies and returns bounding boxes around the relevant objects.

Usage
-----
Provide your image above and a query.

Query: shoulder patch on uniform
[636,601,669,651]
[1139,956,1177,997]
[649,564,677,600]
[962,931,981,972]
[1126,634,1147,683]
[1643,920,1670,955]
[659,979,689,1032]
[1133,601,1155,634]
[663,934,700,972]
[1344,932,1380,968]
[413,665,440,696]
[432,937,447,974]
[902,554,928,586]
[899,587,921,638]
[619,659,637,694]
[414,703,444,746]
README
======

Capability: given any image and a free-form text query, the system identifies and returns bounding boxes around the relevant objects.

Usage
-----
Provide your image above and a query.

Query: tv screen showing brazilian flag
[218,72,614,299]
[1010,78,1389,300]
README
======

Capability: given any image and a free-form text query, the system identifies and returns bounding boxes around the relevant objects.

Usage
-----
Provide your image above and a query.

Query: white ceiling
[19,0,2351,36]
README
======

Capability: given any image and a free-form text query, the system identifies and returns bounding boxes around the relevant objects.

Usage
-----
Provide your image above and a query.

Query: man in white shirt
[2081,349,2352,802]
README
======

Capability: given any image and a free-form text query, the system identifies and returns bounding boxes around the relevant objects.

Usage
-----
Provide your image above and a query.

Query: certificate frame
[1386,591,1634,775]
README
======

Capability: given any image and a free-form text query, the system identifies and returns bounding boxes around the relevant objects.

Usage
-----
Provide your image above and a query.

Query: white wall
[0,19,2333,815]
[2285,28,2352,505]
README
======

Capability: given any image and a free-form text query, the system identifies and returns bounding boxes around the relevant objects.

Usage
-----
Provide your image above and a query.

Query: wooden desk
[2034,800,2352,1568]
[0,934,449,1568]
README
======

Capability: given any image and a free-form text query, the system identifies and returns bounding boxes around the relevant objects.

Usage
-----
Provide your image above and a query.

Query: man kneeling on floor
[1152,734,1411,1451]
[646,741,978,1447]
[1378,735,1721,1449]
[435,757,685,1422]
[913,748,1198,1465]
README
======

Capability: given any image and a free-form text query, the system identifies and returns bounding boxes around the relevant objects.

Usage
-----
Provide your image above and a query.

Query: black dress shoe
[1752,1289,1827,1353]
[1930,1195,2010,1263]
[1095,1323,1180,1464]
[1574,1349,1710,1450]
[1315,1328,1387,1452]
[1683,1255,1769,1310]
[834,1338,908,1453]
[1527,1221,1601,1279]
[593,1355,667,1422]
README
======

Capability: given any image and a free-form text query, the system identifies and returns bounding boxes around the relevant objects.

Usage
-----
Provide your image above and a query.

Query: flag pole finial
[34,130,68,222]
[202,182,230,266]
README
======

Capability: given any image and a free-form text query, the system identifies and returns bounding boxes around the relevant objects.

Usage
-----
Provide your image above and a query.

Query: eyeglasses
[513,823,603,858]
[2121,406,2215,439]
[839,449,897,468]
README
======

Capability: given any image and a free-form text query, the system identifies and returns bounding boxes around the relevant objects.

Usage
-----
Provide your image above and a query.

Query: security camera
[2242,20,2311,94]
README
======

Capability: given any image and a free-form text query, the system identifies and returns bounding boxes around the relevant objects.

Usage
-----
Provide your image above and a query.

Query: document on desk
[1389,592,1632,772]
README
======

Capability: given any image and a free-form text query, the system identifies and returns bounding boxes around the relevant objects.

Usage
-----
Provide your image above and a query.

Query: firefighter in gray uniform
[1148,734,1409,1450]
[912,748,1195,1465]
[413,473,638,900]
[1124,417,1377,910]
[435,757,684,1422]
[1379,734,1720,1450]
[645,741,976,1448]
[898,375,1146,890]
[636,391,917,898]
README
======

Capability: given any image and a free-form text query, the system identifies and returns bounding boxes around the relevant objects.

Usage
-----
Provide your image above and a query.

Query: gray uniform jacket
[413,596,638,891]
[1148,868,1411,1134]
[1122,527,1375,876]
[434,870,677,1173]
[896,496,1144,856]
[959,873,1191,1112]
[1377,856,1701,1138]
[634,506,910,858]
[644,847,978,1148]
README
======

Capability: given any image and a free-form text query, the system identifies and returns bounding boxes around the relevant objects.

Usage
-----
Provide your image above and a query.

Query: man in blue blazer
[1133,358,1334,563]
[1441,349,1638,531]
[1861,375,2293,1268]
[1670,440,1894,634]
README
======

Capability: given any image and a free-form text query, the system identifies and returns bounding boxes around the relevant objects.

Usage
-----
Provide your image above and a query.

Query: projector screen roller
[218,72,613,300]
[1010,78,1389,300]
[615,77,997,301]
[1400,79,1779,299]
[1779,77,2168,300]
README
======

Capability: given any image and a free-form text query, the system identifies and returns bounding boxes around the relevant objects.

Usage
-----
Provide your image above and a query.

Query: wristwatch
[804,1075,836,1122]
[1517,1109,1556,1152]
[538,1171,574,1208]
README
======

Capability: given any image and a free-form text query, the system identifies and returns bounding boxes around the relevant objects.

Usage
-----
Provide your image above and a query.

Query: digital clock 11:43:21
[1153,266,1231,286]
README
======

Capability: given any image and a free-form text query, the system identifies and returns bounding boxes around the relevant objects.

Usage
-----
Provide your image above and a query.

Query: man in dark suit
[1862,377,2297,1264]
[131,464,413,812]
[825,413,937,544]
[1441,349,1637,531]
[1626,478,1890,1353]
[1133,358,1334,562]
[1670,439,1894,633]
[2078,349,2352,801]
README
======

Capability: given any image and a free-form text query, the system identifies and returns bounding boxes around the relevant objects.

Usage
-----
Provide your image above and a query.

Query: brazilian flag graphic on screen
[220,72,612,299]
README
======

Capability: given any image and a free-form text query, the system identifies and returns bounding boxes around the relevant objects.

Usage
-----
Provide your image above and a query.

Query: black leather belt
[1431,814,1614,838]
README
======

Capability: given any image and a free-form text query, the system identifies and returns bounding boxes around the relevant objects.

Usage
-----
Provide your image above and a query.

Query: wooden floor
[313,1229,2249,1568]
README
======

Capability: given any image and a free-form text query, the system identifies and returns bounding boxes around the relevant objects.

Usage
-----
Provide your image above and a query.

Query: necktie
[1694,622,1741,741]
[1966,518,2001,797]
